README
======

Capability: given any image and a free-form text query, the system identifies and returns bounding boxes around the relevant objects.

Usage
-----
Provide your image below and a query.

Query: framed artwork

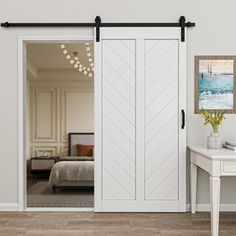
[195,56,236,113]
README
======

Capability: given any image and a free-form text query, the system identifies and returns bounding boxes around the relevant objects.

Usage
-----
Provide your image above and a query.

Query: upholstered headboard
[68,133,94,156]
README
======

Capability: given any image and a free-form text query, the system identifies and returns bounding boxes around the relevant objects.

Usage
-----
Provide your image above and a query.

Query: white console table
[189,146,236,236]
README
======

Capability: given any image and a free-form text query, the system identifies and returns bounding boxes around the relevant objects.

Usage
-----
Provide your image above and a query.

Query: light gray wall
[1,0,236,205]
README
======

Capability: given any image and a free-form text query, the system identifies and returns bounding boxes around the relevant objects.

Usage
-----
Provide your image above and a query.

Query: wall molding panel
[61,144,69,157]
[61,88,94,142]
[28,80,94,158]
[32,87,58,143]
[32,144,58,157]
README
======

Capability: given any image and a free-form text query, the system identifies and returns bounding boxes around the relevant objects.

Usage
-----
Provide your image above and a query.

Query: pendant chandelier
[60,43,94,78]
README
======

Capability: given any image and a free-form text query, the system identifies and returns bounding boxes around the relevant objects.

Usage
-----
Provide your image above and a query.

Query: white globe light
[87,68,91,71]
[83,66,86,70]
[74,56,79,61]
[85,42,90,46]
[63,49,67,54]
[83,71,88,75]
[87,53,91,57]
[91,68,94,71]
[76,61,80,64]
[74,64,78,68]
[70,59,74,64]
[88,73,93,77]
[90,63,94,67]
[60,44,65,49]
[79,68,83,72]
[66,55,71,60]
[86,47,90,52]
[88,58,93,62]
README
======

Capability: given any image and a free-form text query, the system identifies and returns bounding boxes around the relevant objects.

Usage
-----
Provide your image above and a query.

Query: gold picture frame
[195,55,236,113]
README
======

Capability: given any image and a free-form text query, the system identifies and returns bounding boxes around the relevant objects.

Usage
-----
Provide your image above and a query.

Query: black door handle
[181,109,185,129]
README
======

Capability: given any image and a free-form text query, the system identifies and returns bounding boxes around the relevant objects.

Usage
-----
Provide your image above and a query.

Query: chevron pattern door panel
[96,29,186,211]
[102,40,136,200]
[144,40,179,200]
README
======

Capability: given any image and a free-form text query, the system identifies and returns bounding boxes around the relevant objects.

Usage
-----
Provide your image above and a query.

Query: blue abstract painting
[198,59,234,110]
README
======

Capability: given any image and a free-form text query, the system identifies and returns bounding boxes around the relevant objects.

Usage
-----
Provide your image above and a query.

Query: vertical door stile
[94,27,102,212]
[178,36,187,212]
[136,39,145,200]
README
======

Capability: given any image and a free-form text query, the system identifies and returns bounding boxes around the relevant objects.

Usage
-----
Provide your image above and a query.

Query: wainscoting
[27,78,94,158]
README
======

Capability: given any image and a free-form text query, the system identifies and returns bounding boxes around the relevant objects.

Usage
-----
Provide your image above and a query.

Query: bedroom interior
[26,42,95,207]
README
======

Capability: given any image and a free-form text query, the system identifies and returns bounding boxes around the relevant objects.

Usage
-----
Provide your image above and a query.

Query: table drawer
[221,161,236,175]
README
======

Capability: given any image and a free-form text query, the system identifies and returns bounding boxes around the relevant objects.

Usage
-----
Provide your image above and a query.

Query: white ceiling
[27,42,94,70]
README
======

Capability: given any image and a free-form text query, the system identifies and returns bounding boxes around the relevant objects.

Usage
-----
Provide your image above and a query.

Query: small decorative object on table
[223,141,236,152]
[200,110,225,149]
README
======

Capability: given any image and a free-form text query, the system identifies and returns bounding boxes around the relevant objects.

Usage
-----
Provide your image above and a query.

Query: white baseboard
[186,203,236,212]
[1,203,236,212]
[0,203,18,211]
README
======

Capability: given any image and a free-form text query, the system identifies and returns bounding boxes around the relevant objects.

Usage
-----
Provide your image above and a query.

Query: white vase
[207,132,222,149]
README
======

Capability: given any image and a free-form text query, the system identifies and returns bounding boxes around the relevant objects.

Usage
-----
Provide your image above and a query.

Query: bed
[48,133,94,194]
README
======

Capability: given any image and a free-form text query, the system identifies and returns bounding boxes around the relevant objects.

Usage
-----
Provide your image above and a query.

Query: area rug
[27,182,94,207]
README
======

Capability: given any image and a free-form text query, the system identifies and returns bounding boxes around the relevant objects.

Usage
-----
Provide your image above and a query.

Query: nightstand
[30,156,59,178]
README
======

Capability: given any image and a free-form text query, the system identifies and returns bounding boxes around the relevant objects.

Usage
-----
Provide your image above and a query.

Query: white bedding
[48,161,94,188]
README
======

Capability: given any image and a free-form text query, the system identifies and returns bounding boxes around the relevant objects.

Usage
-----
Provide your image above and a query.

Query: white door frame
[94,27,187,212]
[18,35,94,211]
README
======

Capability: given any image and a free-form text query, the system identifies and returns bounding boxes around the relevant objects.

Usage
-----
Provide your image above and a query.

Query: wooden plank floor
[0,211,236,236]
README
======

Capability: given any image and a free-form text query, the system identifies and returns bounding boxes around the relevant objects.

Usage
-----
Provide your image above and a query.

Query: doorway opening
[19,36,95,210]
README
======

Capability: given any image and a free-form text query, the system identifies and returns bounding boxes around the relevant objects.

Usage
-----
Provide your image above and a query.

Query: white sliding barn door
[95,28,186,212]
